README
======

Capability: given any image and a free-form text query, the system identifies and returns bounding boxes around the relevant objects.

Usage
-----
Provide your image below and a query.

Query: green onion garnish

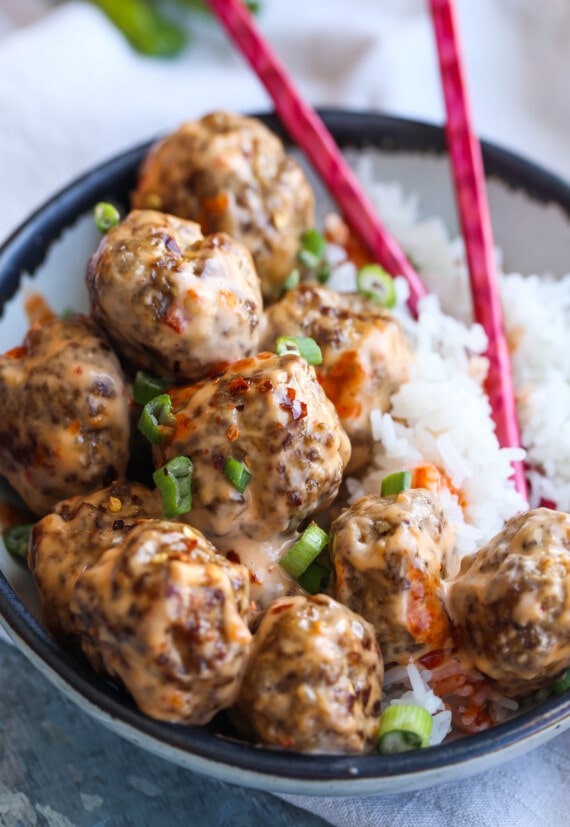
[223,457,251,494]
[152,456,193,519]
[280,523,329,580]
[297,561,330,595]
[356,264,397,309]
[275,336,323,366]
[3,524,34,568]
[377,704,432,754]
[93,201,120,233]
[298,228,327,270]
[133,371,170,407]
[317,261,332,284]
[381,470,412,497]
[551,670,570,695]
[137,394,176,445]
[281,269,300,293]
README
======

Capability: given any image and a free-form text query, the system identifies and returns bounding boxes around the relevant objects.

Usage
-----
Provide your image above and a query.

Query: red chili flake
[279,387,308,421]
[183,538,198,553]
[164,305,187,333]
[229,376,249,394]
[270,601,294,614]
[226,423,240,442]
[4,346,28,360]
[258,379,273,393]
[226,550,241,564]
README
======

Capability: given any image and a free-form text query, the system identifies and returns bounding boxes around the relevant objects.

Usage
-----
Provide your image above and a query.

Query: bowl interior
[1,110,570,796]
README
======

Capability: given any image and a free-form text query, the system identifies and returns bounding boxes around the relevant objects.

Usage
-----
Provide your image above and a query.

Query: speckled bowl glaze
[1,111,570,796]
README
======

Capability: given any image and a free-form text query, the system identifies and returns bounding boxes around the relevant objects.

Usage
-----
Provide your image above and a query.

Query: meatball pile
[4,109,564,756]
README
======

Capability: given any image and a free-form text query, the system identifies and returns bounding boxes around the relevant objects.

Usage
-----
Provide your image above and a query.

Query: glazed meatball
[71,520,252,724]
[330,489,456,665]
[153,352,351,545]
[0,314,130,514]
[447,508,570,697]
[29,482,162,647]
[233,594,383,753]
[86,209,263,381]
[261,283,412,471]
[132,111,314,300]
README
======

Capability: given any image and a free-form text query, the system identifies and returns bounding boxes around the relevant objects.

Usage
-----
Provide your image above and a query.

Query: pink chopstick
[206,0,427,316]
[429,0,527,500]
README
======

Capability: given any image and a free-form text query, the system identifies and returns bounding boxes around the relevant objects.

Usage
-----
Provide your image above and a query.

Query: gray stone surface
[0,641,330,827]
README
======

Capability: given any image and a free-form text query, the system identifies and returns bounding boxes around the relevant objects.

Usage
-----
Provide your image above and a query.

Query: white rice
[324,156,570,555]
[382,662,452,746]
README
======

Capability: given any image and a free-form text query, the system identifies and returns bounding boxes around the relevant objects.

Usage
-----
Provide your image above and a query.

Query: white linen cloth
[1,2,570,825]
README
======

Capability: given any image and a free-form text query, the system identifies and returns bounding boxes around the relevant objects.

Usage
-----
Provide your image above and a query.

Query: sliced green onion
[94,201,120,233]
[281,269,300,293]
[298,228,327,270]
[153,456,192,519]
[551,670,570,695]
[381,470,412,497]
[357,264,397,309]
[297,561,330,595]
[280,523,329,579]
[317,261,332,284]
[137,394,176,445]
[223,457,251,494]
[133,371,170,406]
[275,336,323,366]
[377,704,432,754]
[3,523,34,568]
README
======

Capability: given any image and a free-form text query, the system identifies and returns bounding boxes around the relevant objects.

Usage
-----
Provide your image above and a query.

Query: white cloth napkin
[1,2,570,825]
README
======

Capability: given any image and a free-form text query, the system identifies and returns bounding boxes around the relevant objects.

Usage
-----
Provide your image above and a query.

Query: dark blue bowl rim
[1,108,570,786]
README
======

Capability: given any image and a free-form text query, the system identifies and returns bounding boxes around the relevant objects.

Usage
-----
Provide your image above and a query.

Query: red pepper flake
[164,305,187,333]
[229,376,249,394]
[279,387,308,421]
[226,423,240,442]
[226,550,241,564]
[4,346,28,360]
[258,378,273,393]
[270,601,294,614]
[183,538,198,553]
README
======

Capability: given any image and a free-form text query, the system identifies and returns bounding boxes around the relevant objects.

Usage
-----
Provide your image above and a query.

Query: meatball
[261,283,412,472]
[132,111,314,300]
[71,520,252,724]
[0,314,130,514]
[153,352,351,545]
[28,482,162,647]
[447,508,570,697]
[86,209,263,381]
[232,594,383,753]
[330,489,456,665]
